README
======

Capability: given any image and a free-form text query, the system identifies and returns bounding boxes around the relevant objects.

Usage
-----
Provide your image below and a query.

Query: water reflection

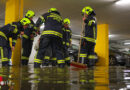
[0,66,14,89]
[1,65,130,90]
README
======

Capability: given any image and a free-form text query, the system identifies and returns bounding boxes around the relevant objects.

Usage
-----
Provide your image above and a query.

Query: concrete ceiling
[23,0,130,41]
[0,0,130,42]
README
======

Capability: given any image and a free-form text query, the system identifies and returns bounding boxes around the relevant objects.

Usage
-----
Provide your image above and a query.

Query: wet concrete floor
[0,64,130,90]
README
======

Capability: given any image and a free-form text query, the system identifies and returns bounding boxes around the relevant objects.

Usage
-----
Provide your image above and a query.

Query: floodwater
[0,64,130,90]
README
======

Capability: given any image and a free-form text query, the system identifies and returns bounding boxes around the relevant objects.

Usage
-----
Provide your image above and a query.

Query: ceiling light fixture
[115,0,130,5]
[124,42,130,45]
[109,35,115,38]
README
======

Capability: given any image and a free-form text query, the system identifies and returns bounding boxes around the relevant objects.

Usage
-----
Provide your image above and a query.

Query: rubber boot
[58,63,65,68]
[2,61,9,66]
[84,58,89,64]
[52,61,57,66]
[42,60,49,66]
[34,62,41,68]
[79,57,85,63]
[65,61,70,66]
[87,59,95,68]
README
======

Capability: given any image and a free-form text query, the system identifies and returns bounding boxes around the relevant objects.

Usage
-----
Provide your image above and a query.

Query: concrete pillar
[95,24,109,66]
[94,24,109,90]
[5,0,24,66]
[5,0,23,89]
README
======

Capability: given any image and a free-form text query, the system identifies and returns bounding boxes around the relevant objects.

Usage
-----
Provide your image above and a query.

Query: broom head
[70,61,87,68]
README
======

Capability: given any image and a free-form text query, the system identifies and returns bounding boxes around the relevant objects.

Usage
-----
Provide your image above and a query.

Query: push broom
[70,11,87,68]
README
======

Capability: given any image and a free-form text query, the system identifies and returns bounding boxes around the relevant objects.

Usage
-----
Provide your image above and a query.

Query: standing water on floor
[0,64,130,90]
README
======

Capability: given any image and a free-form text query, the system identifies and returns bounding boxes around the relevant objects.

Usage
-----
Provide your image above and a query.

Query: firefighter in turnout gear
[79,6,97,67]
[63,18,72,66]
[0,18,31,66]
[34,8,65,68]
[21,10,37,65]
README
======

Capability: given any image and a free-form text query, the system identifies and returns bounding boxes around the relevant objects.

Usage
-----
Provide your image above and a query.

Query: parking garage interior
[0,0,130,90]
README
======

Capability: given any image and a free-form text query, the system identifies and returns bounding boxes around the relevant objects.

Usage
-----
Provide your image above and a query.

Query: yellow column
[5,0,24,89]
[94,24,109,90]
[95,24,109,66]
[5,0,24,66]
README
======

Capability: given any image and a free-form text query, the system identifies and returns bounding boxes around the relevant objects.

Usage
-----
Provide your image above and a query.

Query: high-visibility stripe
[44,56,50,60]
[40,16,45,22]
[93,26,96,40]
[34,26,37,30]
[57,60,65,64]
[0,47,4,60]
[57,81,64,84]
[66,30,71,32]
[80,54,87,57]
[70,33,72,35]
[62,28,65,31]
[22,34,29,39]
[10,24,18,34]
[63,41,65,45]
[65,57,70,61]
[34,50,42,63]
[13,26,18,34]
[2,58,8,62]
[80,79,87,82]
[1,47,4,60]
[34,59,42,63]
[88,55,97,59]
[0,31,7,40]
[12,40,17,43]
[88,20,95,26]
[83,37,96,43]
[66,42,69,46]
[42,30,63,38]
[51,57,57,60]
[21,56,29,60]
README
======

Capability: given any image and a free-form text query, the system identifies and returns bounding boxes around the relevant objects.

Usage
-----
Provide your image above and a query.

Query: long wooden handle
[77,13,86,62]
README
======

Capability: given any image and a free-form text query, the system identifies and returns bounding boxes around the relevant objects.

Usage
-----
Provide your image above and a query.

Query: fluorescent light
[115,0,130,5]
[109,35,115,38]
[127,85,130,88]
[124,42,130,45]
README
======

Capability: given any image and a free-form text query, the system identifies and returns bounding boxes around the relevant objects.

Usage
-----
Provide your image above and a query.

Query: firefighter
[63,18,72,66]
[34,8,65,68]
[21,10,37,65]
[0,18,31,66]
[79,6,97,67]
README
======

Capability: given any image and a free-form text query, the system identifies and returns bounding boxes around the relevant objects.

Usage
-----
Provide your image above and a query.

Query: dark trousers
[0,37,10,66]
[79,40,96,66]
[21,38,33,65]
[63,45,70,65]
[34,36,64,67]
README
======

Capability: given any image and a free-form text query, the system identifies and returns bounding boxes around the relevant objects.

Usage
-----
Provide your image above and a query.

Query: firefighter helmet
[48,8,58,13]
[82,6,93,15]
[64,18,70,24]
[25,10,35,18]
[20,18,31,25]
